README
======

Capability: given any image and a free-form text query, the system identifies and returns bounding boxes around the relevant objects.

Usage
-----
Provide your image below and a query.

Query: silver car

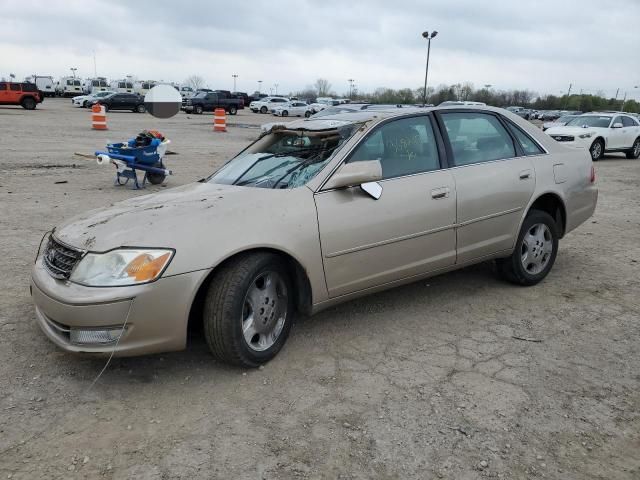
[31,106,598,367]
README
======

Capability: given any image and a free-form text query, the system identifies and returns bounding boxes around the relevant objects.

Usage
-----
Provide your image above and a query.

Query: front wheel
[626,137,640,159]
[497,210,559,286]
[281,110,288,117]
[228,106,237,115]
[194,105,203,114]
[590,138,604,161]
[136,104,146,113]
[146,162,165,185]
[21,97,36,110]
[304,111,312,118]
[203,253,294,368]
[260,106,267,114]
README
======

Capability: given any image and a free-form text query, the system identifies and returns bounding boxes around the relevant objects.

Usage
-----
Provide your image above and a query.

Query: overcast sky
[1,0,639,99]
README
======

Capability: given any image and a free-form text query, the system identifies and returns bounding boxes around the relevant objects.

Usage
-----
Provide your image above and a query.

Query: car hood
[545,126,598,136]
[54,182,292,253]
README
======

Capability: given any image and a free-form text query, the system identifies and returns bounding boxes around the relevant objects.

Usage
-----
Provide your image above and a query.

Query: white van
[134,80,157,96]
[25,75,56,97]
[110,79,135,93]
[85,77,110,94]
[57,77,83,97]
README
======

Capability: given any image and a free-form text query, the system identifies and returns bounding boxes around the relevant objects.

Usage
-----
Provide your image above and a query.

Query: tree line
[291,79,639,113]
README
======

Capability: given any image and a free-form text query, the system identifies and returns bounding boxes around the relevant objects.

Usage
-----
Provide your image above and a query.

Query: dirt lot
[1,99,639,479]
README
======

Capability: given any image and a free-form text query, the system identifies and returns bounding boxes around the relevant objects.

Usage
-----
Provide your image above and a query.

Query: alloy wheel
[520,223,553,275]
[591,141,602,160]
[241,271,288,352]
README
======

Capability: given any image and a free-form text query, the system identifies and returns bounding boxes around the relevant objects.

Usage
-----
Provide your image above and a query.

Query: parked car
[539,110,561,121]
[439,101,487,106]
[542,114,580,131]
[25,75,56,97]
[271,101,311,117]
[545,113,640,160]
[31,106,597,367]
[0,81,43,109]
[250,96,289,113]
[71,90,115,108]
[183,90,243,114]
[90,92,146,113]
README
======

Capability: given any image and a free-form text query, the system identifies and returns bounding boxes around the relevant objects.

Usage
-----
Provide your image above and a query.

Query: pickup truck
[183,91,243,115]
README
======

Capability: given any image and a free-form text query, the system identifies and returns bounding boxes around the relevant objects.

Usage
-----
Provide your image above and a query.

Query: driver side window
[348,116,440,180]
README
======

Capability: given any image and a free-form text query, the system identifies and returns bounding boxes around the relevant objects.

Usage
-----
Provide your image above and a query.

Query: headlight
[578,132,593,139]
[70,249,174,287]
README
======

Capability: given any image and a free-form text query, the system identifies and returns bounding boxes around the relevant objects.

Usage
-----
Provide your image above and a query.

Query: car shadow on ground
[55,260,507,388]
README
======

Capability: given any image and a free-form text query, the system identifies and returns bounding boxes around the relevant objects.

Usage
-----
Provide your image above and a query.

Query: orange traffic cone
[92,104,107,130]
[214,108,227,132]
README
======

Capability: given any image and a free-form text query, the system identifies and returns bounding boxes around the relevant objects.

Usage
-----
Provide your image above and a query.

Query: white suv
[545,113,640,160]
[250,96,289,113]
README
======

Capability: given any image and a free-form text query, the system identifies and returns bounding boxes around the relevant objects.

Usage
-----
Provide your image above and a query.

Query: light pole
[257,80,262,94]
[274,83,279,95]
[421,30,438,107]
[348,78,355,99]
[232,74,238,92]
[70,67,78,78]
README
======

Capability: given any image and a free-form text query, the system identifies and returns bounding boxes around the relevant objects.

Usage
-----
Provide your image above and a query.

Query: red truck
[0,82,43,110]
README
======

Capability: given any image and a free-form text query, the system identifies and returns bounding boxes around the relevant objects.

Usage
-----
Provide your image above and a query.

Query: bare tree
[314,78,332,97]
[185,75,205,90]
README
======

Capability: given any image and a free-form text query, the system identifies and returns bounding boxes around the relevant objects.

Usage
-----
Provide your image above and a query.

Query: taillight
[590,165,596,183]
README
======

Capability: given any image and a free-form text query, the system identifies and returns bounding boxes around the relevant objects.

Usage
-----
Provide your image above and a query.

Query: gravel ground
[1,99,639,479]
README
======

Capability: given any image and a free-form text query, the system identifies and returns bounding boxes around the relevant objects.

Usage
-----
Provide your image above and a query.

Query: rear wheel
[136,104,146,113]
[203,253,294,368]
[304,111,312,118]
[281,110,288,117]
[194,105,203,114]
[228,105,238,115]
[626,137,640,159]
[21,97,36,110]
[497,210,559,286]
[589,138,604,161]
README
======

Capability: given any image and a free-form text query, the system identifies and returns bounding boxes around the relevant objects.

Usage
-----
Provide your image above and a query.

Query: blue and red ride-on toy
[95,130,173,189]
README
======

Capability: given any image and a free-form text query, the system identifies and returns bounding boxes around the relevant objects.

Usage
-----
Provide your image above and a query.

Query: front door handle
[519,169,532,180]
[431,187,450,199]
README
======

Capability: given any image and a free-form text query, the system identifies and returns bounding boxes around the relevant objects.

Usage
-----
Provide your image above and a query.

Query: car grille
[42,236,83,280]
[551,135,574,142]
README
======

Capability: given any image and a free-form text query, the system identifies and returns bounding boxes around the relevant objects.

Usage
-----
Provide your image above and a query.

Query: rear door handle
[519,169,532,180]
[431,187,450,199]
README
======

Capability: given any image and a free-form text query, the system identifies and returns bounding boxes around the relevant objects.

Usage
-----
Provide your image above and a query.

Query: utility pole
[614,88,619,100]
[274,83,279,95]
[348,78,355,99]
[562,83,572,109]
[620,91,627,111]
[232,74,238,92]
[257,80,262,94]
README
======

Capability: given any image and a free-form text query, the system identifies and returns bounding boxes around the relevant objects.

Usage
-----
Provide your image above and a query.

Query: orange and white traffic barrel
[213,108,227,132]
[91,104,107,130]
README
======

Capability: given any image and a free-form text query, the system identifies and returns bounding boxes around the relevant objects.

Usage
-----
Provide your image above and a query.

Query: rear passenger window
[507,122,544,155]
[622,116,638,127]
[9,84,20,91]
[441,112,516,166]
[349,116,440,179]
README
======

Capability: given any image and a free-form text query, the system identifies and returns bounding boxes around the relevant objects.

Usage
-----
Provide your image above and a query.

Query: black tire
[497,209,559,286]
[82,100,89,108]
[281,110,288,117]
[589,138,604,161]
[626,137,640,159]
[146,162,165,185]
[228,106,238,115]
[136,104,146,113]
[194,105,203,114]
[21,97,36,110]
[260,106,267,114]
[203,253,294,368]
[304,111,312,118]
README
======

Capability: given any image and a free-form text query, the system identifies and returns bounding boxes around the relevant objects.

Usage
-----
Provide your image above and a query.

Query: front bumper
[31,258,210,356]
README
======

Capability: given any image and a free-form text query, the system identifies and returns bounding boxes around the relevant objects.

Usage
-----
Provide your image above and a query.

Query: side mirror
[324,160,383,199]
[612,122,623,128]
